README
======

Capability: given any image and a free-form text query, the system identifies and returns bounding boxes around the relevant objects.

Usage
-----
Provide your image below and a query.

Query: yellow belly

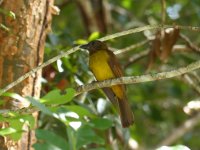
[89,50,124,98]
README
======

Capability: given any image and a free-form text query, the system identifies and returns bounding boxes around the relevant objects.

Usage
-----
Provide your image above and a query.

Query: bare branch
[124,49,150,68]
[114,40,148,55]
[75,60,200,96]
[180,33,200,53]
[183,74,200,94]
[0,25,200,96]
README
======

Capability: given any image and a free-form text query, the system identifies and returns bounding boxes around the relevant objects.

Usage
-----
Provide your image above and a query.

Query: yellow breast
[89,50,124,99]
[89,50,115,81]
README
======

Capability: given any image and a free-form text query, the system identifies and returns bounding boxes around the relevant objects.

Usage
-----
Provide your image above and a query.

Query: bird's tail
[117,97,134,128]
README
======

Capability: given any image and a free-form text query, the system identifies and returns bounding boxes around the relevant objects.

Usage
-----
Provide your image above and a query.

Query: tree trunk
[0,0,53,149]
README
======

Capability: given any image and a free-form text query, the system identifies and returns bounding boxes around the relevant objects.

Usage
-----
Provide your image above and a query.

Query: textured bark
[0,0,53,149]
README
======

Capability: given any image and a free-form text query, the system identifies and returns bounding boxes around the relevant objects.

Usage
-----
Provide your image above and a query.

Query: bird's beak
[80,43,89,49]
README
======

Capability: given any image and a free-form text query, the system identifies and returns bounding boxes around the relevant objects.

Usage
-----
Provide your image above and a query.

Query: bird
[80,40,134,128]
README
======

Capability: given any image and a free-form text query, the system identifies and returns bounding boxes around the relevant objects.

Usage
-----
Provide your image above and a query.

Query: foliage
[1,0,200,149]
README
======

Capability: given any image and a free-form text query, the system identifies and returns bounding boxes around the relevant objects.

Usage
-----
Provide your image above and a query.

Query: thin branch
[75,60,200,96]
[190,71,200,83]
[124,45,191,68]
[156,112,200,147]
[114,40,148,55]
[0,25,200,96]
[0,46,79,96]
[124,49,150,68]
[183,74,200,94]
[180,33,200,53]
[100,25,200,42]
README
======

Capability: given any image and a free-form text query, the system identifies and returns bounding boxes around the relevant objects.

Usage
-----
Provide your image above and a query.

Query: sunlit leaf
[40,88,75,105]
[0,127,17,136]
[88,32,100,41]
[75,39,88,45]
[9,11,15,19]
[121,0,132,9]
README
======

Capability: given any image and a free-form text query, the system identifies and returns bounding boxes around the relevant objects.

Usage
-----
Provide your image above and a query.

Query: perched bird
[80,40,134,128]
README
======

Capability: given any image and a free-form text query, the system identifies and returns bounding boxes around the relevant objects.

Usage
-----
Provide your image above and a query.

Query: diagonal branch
[75,60,200,96]
[0,25,200,96]
[180,33,200,53]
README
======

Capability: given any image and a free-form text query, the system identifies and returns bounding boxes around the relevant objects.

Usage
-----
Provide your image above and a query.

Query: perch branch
[75,60,200,96]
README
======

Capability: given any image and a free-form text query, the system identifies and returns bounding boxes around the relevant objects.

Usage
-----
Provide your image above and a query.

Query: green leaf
[62,57,73,70]
[0,127,17,136]
[0,127,24,141]
[2,92,27,102]
[88,32,100,41]
[67,126,76,150]
[76,125,105,149]
[75,39,88,45]
[89,118,112,130]
[0,113,35,141]
[40,88,75,105]
[8,11,15,19]
[121,0,132,9]
[64,105,94,118]
[35,129,69,150]
[10,131,24,141]
[0,8,15,19]
[19,115,35,129]
[27,97,53,116]
[33,143,62,150]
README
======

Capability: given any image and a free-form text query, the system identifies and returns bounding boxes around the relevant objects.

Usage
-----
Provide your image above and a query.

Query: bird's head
[80,40,108,53]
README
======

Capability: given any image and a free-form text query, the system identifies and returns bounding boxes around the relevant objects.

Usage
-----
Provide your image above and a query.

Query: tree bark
[0,0,53,149]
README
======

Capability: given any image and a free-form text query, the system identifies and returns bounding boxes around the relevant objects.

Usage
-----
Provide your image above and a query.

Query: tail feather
[117,97,134,128]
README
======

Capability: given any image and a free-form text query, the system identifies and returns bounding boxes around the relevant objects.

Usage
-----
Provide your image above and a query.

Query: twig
[183,74,200,94]
[124,45,191,68]
[0,25,200,96]
[75,60,200,96]
[180,33,200,53]
[190,71,200,83]
[156,112,200,147]
[0,46,79,96]
[124,49,150,68]
[114,40,148,55]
